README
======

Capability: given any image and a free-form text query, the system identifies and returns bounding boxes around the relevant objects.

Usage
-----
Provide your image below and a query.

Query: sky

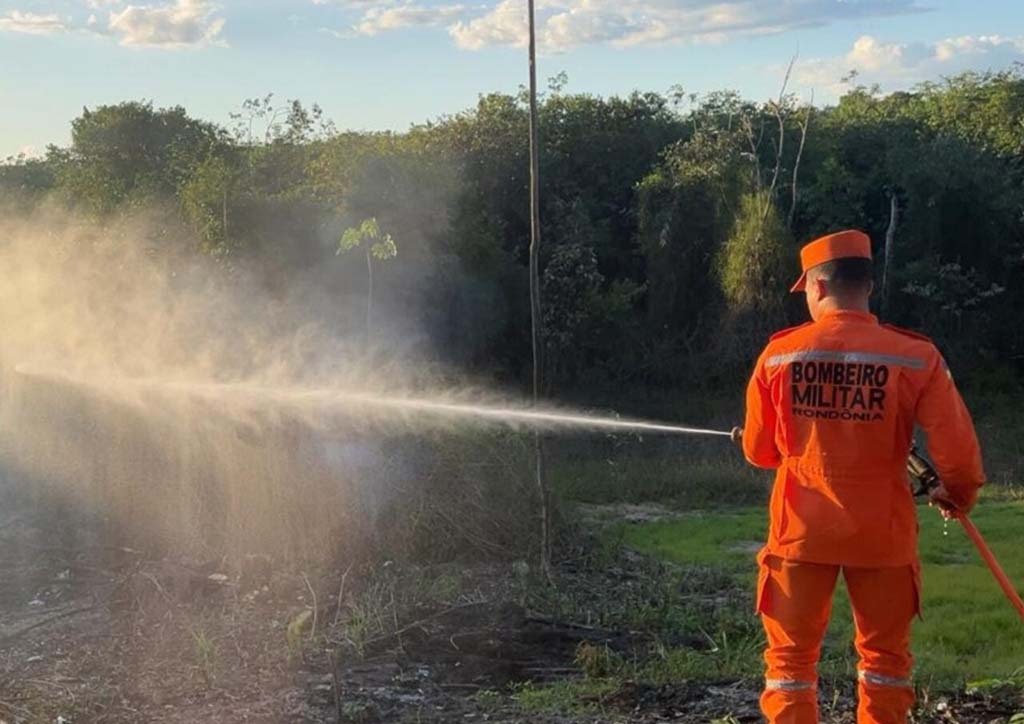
[1,0,1023,158]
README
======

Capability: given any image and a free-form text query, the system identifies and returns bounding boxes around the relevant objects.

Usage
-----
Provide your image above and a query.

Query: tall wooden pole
[527,0,550,577]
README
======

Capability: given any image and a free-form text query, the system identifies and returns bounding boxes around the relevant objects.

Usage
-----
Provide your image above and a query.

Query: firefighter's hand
[730,427,743,448]
[929,484,961,519]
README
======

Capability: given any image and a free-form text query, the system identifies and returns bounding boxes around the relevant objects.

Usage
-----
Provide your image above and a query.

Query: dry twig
[301,571,318,641]
[333,561,354,628]
[0,604,99,646]
[331,600,489,650]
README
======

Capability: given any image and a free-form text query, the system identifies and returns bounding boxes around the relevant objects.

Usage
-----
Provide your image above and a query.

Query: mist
[0,205,416,561]
[0,204,723,565]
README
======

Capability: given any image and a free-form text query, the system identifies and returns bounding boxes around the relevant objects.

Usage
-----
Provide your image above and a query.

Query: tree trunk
[527,0,551,579]
[365,248,374,344]
[881,193,899,318]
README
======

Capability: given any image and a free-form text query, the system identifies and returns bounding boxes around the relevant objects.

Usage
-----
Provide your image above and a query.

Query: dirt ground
[1,505,1020,723]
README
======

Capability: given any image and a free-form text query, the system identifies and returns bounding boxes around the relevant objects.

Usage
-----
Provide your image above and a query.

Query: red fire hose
[908,447,1024,622]
[955,513,1024,622]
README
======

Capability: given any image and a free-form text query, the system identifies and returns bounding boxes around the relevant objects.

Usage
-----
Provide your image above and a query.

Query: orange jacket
[743,309,986,567]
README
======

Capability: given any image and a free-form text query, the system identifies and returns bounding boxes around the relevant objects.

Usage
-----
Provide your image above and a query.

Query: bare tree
[881,193,900,317]
[743,54,797,244]
[789,92,814,230]
[742,114,766,192]
[764,56,795,204]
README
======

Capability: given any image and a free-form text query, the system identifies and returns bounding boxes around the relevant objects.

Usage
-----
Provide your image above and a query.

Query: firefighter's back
[756,309,944,567]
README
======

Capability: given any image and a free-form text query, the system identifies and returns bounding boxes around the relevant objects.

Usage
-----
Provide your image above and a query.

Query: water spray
[333,392,733,437]
[15,366,733,439]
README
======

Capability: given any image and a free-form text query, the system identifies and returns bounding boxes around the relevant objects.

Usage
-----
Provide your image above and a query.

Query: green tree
[179,153,242,256]
[541,241,602,383]
[337,218,398,338]
[638,130,747,324]
[718,192,793,311]
[0,153,56,207]
[57,101,224,214]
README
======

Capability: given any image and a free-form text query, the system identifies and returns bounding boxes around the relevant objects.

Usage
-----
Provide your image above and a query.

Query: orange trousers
[757,553,920,724]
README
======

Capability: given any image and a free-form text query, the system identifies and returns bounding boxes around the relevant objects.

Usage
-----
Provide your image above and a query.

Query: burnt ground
[0,509,1021,723]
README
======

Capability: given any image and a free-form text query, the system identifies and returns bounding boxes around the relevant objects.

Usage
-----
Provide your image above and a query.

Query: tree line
[2,70,1022,394]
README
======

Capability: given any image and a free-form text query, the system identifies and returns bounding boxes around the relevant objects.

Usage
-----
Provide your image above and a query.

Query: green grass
[620,500,1024,691]
[511,678,620,715]
[550,453,766,507]
[622,509,766,566]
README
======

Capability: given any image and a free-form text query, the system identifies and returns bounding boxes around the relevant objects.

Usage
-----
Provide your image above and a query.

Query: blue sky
[2,0,1022,157]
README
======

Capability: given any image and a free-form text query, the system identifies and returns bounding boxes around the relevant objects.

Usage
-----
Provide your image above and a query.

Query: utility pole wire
[527,0,551,579]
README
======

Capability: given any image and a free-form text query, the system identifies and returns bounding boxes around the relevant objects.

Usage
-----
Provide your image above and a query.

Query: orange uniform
[743,306,985,722]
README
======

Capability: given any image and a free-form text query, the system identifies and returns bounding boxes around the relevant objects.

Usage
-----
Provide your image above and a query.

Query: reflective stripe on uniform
[765,678,816,692]
[764,350,926,370]
[858,670,912,688]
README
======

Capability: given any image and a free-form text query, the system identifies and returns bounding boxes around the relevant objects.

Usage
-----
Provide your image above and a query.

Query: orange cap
[790,229,872,292]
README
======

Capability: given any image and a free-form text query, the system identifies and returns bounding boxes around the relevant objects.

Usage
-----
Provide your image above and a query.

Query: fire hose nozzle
[906,446,1024,623]
[907,445,941,497]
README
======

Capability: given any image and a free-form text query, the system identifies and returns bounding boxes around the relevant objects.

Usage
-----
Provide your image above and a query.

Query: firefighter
[732,229,986,724]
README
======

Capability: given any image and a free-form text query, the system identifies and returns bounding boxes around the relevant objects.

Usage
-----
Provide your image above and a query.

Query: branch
[789,91,813,230]
[302,572,318,642]
[767,53,797,198]
[332,600,491,650]
[332,561,354,628]
[882,192,900,317]
[742,115,763,193]
[777,53,796,107]
[0,605,98,646]
[766,103,786,202]
[758,54,798,235]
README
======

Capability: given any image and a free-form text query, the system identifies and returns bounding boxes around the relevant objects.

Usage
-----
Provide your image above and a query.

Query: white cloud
[317,0,928,50]
[449,0,521,50]
[433,0,928,51]
[107,0,225,48]
[0,10,68,35]
[314,0,388,5]
[356,3,465,36]
[796,34,1024,94]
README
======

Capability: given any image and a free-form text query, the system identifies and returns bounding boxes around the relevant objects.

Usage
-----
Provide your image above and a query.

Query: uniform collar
[819,309,878,325]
